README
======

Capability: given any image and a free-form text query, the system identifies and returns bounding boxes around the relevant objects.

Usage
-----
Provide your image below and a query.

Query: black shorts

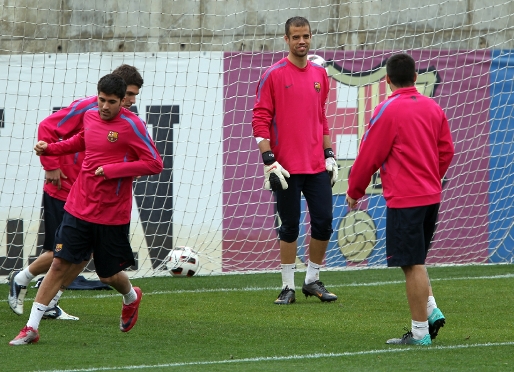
[54,211,135,278]
[275,171,333,243]
[386,203,440,267]
[42,192,66,252]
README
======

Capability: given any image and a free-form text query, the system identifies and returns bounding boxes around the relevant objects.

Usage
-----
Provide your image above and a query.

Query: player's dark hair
[386,53,416,87]
[97,74,127,100]
[111,64,144,88]
[285,16,311,36]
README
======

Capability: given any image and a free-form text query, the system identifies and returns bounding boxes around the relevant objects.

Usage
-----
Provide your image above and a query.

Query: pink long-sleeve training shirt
[44,106,163,225]
[347,86,454,208]
[252,57,330,174]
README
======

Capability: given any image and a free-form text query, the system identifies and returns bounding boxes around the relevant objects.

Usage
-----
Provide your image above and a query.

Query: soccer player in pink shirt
[346,53,454,345]
[10,73,163,345]
[252,16,339,305]
[8,65,144,321]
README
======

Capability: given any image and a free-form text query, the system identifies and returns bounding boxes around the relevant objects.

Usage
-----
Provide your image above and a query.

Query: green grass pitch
[2,264,514,371]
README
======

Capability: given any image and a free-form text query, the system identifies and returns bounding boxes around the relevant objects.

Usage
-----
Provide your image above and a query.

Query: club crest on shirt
[314,82,321,93]
[55,243,62,252]
[107,131,119,142]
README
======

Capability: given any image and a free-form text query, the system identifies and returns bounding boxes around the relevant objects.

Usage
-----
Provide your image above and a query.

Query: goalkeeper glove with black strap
[262,151,290,191]
[324,148,338,187]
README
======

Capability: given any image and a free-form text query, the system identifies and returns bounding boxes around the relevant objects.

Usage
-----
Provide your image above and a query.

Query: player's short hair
[111,64,144,88]
[285,16,311,37]
[97,74,127,100]
[386,53,416,87]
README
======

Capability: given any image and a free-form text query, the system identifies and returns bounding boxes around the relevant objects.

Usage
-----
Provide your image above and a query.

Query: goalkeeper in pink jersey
[346,53,454,345]
[8,65,144,321]
[10,73,163,346]
[252,16,338,305]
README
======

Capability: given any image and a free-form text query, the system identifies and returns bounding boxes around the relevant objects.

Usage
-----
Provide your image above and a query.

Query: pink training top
[252,57,330,174]
[43,107,163,225]
[347,86,454,208]
[38,96,98,201]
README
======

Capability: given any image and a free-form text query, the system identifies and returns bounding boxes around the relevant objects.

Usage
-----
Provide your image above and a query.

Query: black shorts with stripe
[54,211,135,278]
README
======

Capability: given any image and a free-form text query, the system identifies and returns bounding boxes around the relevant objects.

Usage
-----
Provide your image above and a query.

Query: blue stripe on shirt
[115,153,130,196]
[362,94,400,142]
[121,114,157,158]
[57,98,98,127]
[271,116,278,146]
[256,61,287,101]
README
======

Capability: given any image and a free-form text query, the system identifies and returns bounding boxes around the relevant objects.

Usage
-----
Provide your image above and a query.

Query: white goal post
[0,1,513,279]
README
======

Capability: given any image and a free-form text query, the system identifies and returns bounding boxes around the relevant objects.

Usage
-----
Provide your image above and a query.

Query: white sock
[427,295,437,316]
[280,263,296,290]
[305,260,321,284]
[48,290,63,308]
[15,268,36,287]
[26,302,48,330]
[411,320,429,340]
[123,286,137,305]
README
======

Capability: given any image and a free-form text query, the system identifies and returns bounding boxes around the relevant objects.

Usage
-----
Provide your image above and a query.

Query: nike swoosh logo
[121,310,137,329]
[285,85,292,88]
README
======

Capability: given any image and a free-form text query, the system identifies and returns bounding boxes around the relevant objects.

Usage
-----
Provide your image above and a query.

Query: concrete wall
[0,0,513,53]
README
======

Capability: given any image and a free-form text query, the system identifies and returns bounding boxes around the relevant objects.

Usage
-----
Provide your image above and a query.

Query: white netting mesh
[0,1,513,278]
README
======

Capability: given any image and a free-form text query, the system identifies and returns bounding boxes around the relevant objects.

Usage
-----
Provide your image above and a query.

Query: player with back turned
[9,73,163,345]
[346,53,454,345]
[252,16,339,305]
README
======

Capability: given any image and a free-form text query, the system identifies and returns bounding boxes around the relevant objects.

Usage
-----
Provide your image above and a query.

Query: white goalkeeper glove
[324,148,338,187]
[262,151,290,191]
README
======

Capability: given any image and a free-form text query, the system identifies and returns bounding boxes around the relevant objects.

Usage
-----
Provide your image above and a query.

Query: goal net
[0,1,513,279]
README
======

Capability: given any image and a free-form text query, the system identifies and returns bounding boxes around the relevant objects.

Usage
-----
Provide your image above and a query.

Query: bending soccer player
[346,53,454,345]
[252,16,339,305]
[10,73,163,345]
[8,65,144,320]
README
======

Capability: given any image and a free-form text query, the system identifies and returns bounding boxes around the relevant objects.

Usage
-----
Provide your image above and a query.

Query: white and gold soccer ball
[307,54,326,67]
[165,246,200,277]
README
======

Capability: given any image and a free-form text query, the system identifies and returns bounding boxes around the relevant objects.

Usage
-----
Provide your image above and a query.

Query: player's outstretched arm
[40,130,86,156]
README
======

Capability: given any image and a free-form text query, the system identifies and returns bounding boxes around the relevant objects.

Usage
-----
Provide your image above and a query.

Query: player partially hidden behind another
[252,16,339,305]
[9,74,163,345]
[8,65,144,321]
[346,53,454,345]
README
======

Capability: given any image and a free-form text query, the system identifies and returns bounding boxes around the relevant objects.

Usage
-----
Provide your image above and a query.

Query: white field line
[40,342,514,372]
[0,274,514,302]
[2,273,514,302]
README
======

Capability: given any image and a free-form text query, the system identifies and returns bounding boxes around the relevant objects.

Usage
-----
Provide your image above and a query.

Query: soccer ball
[165,246,200,277]
[307,54,326,67]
